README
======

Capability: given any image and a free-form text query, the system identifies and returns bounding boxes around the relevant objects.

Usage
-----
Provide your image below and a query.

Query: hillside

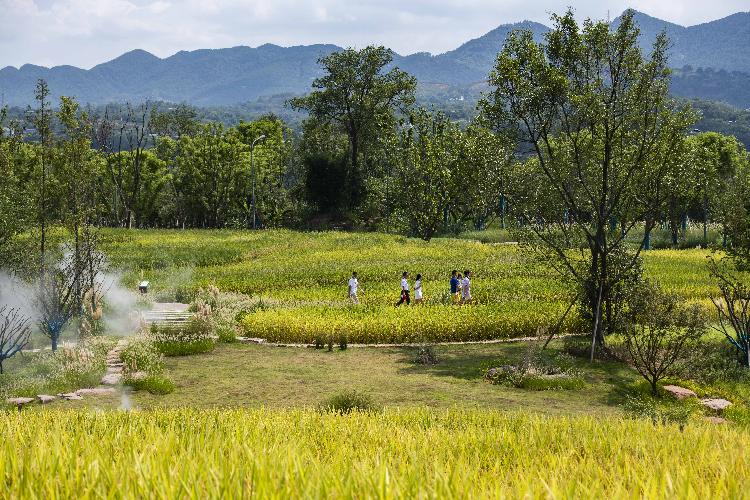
[0,10,748,107]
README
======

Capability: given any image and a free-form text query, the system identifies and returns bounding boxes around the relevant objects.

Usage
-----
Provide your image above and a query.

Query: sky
[1,0,748,69]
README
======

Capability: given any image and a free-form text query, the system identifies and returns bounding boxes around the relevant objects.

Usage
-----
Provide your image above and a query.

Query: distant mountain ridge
[0,10,748,107]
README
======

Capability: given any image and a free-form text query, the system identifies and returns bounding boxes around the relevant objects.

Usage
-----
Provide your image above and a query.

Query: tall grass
[1,408,747,498]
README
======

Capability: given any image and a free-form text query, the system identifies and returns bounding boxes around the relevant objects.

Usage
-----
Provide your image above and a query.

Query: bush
[414,344,438,365]
[150,317,216,357]
[120,338,164,375]
[485,347,584,391]
[320,390,378,413]
[622,393,699,425]
[126,374,175,395]
[192,286,262,343]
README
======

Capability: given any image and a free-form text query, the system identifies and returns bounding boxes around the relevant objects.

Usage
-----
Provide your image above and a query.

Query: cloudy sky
[1,0,748,69]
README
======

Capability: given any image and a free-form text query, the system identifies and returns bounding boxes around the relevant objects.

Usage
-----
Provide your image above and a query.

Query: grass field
[65,341,633,413]
[3,407,748,498]
[101,229,715,343]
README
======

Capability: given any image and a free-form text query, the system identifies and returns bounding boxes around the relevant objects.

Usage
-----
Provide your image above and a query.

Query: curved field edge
[2,408,747,498]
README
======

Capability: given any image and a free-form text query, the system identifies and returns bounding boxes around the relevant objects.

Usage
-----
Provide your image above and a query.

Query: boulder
[6,397,34,406]
[701,398,732,411]
[101,373,122,385]
[663,385,697,400]
[37,395,56,404]
[76,387,116,396]
[58,392,84,401]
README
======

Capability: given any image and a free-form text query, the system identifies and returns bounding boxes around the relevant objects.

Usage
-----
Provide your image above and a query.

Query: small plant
[414,344,438,365]
[320,390,378,413]
[149,316,216,357]
[327,336,334,352]
[338,335,348,350]
[314,337,325,349]
[485,346,584,391]
[622,393,698,426]
[125,374,175,395]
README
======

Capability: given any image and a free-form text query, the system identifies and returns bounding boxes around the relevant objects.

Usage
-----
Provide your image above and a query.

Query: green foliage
[150,318,216,357]
[320,390,378,413]
[485,347,584,391]
[126,374,175,395]
[622,392,699,425]
[621,282,707,394]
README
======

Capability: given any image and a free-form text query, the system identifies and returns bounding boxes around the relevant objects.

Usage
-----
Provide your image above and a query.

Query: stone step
[101,374,122,386]
[58,392,84,401]
[76,387,116,396]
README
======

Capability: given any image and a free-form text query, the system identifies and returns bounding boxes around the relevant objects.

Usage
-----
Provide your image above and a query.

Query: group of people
[346,270,472,306]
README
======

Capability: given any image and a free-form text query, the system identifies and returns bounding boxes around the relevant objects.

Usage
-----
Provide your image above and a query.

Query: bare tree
[37,255,81,351]
[709,258,750,368]
[0,306,31,374]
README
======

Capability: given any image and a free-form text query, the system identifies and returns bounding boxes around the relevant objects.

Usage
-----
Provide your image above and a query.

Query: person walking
[348,271,359,304]
[450,270,460,304]
[414,274,424,305]
[461,270,472,305]
[395,271,411,306]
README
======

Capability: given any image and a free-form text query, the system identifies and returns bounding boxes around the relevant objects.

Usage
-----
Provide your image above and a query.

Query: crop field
[2,408,747,498]
[102,229,715,343]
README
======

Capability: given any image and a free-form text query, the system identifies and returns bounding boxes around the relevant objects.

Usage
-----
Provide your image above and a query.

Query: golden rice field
[102,229,715,343]
[1,408,747,499]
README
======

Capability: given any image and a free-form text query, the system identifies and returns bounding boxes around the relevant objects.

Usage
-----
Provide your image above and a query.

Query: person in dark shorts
[450,270,460,303]
[395,271,410,306]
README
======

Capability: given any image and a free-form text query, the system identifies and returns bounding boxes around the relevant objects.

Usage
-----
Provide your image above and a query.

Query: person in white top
[395,271,411,306]
[348,271,359,304]
[461,270,472,305]
[414,274,424,305]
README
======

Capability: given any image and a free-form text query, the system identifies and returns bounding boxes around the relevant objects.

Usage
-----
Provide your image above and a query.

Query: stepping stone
[107,366,124,375]
[58,393,84,401]
[37,395,56,404]
[706,416,729,424]
[6,397,34,407]
[701,398,732,411]
[663,385,697,400]
[237,337,266,344]
[101,373,122,385]
[76,387,116,396]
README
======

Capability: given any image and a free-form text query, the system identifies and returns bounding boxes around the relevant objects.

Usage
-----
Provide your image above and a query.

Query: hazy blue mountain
[0,10,748,107]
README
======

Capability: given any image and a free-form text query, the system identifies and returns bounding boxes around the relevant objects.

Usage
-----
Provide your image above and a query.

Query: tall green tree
[481,9,696,353]
[290,46,416,208]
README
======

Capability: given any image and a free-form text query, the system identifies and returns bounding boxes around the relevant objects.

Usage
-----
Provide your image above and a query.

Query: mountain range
[1,10,749,108]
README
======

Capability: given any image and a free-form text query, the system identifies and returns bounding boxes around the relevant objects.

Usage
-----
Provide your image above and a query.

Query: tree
[622,282,706,395]
[0,107,30,252]
[480,9,695,354]
[37,255,80,351]
[0,306,31,374]
[31,79,52,272]
[290,46,416,208]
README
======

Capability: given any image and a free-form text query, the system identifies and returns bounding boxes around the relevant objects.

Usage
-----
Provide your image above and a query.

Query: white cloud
[0,0,747,68]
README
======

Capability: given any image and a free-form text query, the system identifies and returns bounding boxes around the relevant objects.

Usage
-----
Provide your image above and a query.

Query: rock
[101,373,123,385]
[76,387,116,396]
[58,392,84,401]
[663,385,697,400]
[701,398,732,411]
[706,416,729,424]
[107,366,124,375]
[37,394,56,404]
[6,397,34,406]
[237,337,266,344]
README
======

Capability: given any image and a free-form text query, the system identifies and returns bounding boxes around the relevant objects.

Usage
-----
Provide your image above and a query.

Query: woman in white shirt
[461,270,472,305]
[414,274,424,305]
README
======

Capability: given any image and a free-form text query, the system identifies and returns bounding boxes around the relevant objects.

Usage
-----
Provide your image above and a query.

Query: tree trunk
[51,335,58,352]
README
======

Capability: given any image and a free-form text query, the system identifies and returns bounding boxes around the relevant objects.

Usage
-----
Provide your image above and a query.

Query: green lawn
[68,340,638,413]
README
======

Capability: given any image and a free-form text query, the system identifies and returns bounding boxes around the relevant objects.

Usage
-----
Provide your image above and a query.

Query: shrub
[338,336,348,350]
[120,338,164,375]
[193,286,262,343]
[150,318,216,357]
[622,393,699,425]
[485,347,584,391]
[126,374,175,395]
[320,390,378,413]
[414,344,438,365]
